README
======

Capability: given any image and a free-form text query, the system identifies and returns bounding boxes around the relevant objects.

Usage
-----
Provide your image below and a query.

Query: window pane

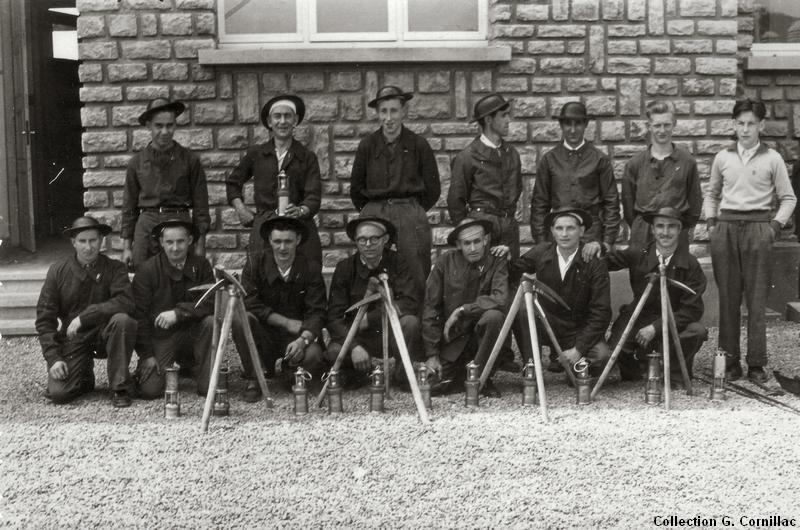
[755,0,800,42]
[408,0,478,32]
[52,27,78,60]
[224,0,296,35]
[316,0,388,33]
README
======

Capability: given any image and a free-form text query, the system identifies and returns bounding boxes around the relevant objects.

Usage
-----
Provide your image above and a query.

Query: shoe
[480,379,501,398]
[748,366,768,384]
[111,391,131,408]
[242,380,262,403]
[547,359,564,373]
[430,378,457,397]
[726,363,743,381]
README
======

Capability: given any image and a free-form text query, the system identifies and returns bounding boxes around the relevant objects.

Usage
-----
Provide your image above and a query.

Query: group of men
[36,87,796,408]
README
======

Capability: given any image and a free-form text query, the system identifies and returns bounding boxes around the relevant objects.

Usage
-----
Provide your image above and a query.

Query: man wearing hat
[226,94,322,269]
[325,216,423,386]
[231,215,326,401]
[132,218,216,398]
[622,99,702,249]
[606,207,707,381]
[531,101,620,264]
[35,216,137,407]
[512,207,612,377]
[448,93,522,259]
[122,98,210,270]
[422,218,508,397]
[350,86,441,300]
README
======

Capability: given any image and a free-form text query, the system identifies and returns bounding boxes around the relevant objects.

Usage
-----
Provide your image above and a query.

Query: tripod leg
[665,296,693,395]
[479,285,523,388]
[233,298,273,408]
[382,309,390,399]
[533,298,576,387]
[201,297,235,433]
[591,280,655,399]
[660,270,671,410]
[211,289,223,350]
[523,288,548,422]
[383,298,430,424]
[315,305,368,406]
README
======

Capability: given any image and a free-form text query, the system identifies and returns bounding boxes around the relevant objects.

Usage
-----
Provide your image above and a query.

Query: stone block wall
[77,0,739,268]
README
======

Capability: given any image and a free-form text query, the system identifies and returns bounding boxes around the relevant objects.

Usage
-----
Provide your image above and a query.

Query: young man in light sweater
[704,99,797,383]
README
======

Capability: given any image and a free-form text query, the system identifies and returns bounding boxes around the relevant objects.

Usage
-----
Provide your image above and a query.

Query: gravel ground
[1,324,800,529]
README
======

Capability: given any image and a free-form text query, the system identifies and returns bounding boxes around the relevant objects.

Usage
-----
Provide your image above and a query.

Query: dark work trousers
[248,211,322,271]
[137,315,215,398]
[232,312,324,381]
[132,210,201,270]
[361,199,431,304]
[710,219,773,368]
[439,309,504,382]
[324,314,423,382]
[628,215,691,251]
[47,313,136,403]
[608,313,707,378]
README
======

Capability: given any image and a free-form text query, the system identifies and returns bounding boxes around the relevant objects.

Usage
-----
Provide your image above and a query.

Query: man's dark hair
[732,98,766,121]
[268,220,303,239]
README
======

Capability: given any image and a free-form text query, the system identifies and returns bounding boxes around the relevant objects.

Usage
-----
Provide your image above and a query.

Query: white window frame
[217,0,488,48]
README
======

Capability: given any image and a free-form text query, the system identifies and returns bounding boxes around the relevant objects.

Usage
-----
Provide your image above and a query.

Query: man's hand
[49,361,68,381]
[562,347,581,365]
[235,203,255,227]
[770,220,782,240]
[194,237,206,258]
[366,276,381,294]
[66,317,82,340]
[283,318,302,336]
[443,307,462,342]
[425,356,442,376]
[489,245,511,259]
[581,241,602,261]
[155,310,179,330]
[284,338,306,364]
[635,324,656,347]
[121,248,133,269]
[139,357,158,382]
[284,204,307,219]
[350,345,371,372]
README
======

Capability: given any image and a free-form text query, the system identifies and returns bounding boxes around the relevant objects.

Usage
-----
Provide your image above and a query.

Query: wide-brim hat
[63,216,112,238]
[138,98,186,126]
[642,207,684,226]
[368,86,413,109]
[472,93,512,123]
[553,101,589,122]
[261,94,306,130]
[447,218,494,246]
[544,207,593,230]
[259,214,308,243]
[151,217,197,240]
[346,216,397,243]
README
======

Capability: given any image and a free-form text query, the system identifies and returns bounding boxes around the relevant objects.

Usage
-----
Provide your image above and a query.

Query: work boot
[748,366,768,384]
[480,379,501,398]
[547,355,564,373]
[111,391,131,408]
[242,380,262,403]
[726,363,743,381]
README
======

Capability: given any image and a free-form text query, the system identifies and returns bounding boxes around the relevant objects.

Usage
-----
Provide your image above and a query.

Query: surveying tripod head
[520,273,571,312]
[645,271,697,296]
[191,265,248,309]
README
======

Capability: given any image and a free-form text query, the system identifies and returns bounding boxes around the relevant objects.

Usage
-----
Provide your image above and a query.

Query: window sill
[745,55,800,70]
[198,45,511,65]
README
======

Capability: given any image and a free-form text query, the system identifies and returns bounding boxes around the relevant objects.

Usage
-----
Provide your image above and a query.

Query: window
[218,0,488,47]
[752,0,800,54]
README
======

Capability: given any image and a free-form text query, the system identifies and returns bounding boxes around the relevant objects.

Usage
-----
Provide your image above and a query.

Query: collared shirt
[132,252,215,357]
[531,142,621,247]
[557,247,579,280]
[563,140,586,151]
[350,126,441,211]
[480,134,500,149]
[621,143,702,228]
[122,141,210,239]
[738,142,759,166]
[703,143,797,225]
[36,254,135,365]
[422,250,508,358]
[226,137,322,217]
[655,250,673,267]
[327,248,420,342]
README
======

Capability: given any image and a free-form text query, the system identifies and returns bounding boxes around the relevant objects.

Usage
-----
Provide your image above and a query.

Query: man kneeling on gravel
[325,217,423,388]
[511,207,612,379]
[36,216,137,408]
[132,218,216,398]
[423,218,509,397]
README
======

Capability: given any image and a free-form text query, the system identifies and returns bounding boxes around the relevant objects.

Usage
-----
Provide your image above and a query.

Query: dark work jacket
[447,137,522,224]
[327,249,420,343]
[241,250,327,340]
[512,242,611,354]
[350,126,440,211]
[36,254,135,365]
[531,142,621,246]
[122,142,210,239]
[132,252,215,358]
[225,138,321,216]
[605,242,706,331]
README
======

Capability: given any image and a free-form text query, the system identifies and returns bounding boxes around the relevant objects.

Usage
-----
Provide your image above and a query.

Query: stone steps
[0,268,46,336]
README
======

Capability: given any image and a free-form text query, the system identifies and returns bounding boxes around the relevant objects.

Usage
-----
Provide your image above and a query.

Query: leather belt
[140,206,190,214]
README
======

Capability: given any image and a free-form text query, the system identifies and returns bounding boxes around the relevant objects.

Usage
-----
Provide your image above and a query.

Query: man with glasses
[325,217,423,387]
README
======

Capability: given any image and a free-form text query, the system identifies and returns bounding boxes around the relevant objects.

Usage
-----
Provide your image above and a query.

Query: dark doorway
[28,0,83,236]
